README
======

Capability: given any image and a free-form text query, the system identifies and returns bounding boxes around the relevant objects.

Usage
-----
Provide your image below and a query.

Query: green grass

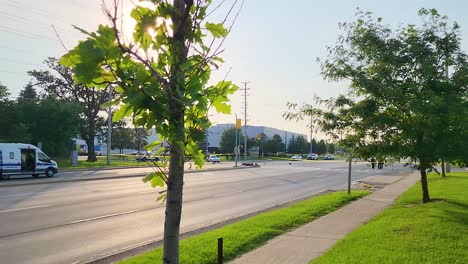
[56,156,154,170]
[120,191,369,264]
[312,172,468,264]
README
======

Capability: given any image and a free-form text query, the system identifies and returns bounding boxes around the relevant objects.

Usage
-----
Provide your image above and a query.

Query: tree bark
[86,138,97,162]
[441,160,446,177]
[420,168,430,203]
[162,1,190,263]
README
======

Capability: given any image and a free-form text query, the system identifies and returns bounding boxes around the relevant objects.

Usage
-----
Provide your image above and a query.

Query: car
[207,155,221,163]
[290,155,303,161]
[136,154,160,162]
[307,153,319,160]
[324,154,334,160]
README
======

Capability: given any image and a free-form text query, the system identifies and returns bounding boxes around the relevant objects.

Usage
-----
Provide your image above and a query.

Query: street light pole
[310,114,313,154]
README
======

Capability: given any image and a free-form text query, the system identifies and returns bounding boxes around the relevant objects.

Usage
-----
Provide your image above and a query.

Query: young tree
[29,57,108,162]
[60,1,240,262]
[288,9,467,203]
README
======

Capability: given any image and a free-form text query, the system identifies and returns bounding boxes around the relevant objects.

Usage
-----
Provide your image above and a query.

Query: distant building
[207,123,306,151]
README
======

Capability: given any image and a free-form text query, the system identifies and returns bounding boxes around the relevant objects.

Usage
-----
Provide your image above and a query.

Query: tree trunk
[163,135,184,264]
[86,138,97,162]
[441,160,446,177]
[420,169,430,203]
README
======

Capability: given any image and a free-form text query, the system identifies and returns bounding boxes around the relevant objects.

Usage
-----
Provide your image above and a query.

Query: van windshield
[38,152,51,162]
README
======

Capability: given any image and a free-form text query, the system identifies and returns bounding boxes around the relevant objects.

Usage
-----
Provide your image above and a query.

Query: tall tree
[317,140,327,155]
[29,57,108,162]
[0,82,9,101]
[60,1,240,262]
[0,83,16,141]
[327,143,335,154]
[17,82,37,103]
[219,127,244,154]
[263,134,284,154]
[288,9,468,203]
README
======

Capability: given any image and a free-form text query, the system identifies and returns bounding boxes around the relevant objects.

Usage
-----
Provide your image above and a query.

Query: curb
[0,166,255,188]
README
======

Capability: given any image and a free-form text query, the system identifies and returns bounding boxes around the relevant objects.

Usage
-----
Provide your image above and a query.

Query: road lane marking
[68,209,142,224]
[213,190,243,197]
[0,205,49,213]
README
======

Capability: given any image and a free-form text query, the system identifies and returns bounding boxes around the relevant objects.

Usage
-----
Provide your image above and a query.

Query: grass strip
[120,190,369,264]
[56,157,153,170]
[312,172,468,264]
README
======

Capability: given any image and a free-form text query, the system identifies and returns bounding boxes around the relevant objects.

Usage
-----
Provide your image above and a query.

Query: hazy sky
[1,0,467,138]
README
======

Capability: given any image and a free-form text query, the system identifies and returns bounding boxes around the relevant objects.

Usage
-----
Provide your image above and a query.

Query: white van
[0,143,58,180]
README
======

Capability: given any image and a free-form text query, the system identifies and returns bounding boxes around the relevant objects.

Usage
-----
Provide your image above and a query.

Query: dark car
[324,154,334,160]
[136,156,160,162]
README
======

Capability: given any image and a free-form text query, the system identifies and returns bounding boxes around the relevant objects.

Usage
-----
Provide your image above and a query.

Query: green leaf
[142,172,166,188]
[113,104,132,122]
[205,22,228,38]
[146,140,162,151]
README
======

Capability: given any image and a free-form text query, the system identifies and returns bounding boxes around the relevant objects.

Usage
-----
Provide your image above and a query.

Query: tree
[0,82,9,101]
[263,134,284,154]
[111,121,134,154]
[288,9,467,203]
[219,127,244,154]
[14,97,81,156]
[288,135,308,153]
[60,1,240,262]
[317,140,327,155]
[17,82,37,103]
[327,143,335,154]
[0,83,16,141]
[29,57,108,162]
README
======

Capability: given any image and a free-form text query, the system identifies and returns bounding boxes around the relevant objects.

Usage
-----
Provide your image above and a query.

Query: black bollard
[217,237,223,264]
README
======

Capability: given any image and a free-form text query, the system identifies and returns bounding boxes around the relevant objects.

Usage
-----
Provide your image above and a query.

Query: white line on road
[213,190,243,197]
[0,205,50,214]
[68,209,142,225]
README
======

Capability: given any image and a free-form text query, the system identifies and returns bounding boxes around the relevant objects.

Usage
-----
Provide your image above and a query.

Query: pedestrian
[378,159,384,169]
[370,157,376,169]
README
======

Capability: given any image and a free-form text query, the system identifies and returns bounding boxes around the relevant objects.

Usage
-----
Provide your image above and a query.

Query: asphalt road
[0,160,410,264]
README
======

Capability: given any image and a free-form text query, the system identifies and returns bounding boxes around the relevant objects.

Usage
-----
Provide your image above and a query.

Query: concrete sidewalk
[231,172,421,264]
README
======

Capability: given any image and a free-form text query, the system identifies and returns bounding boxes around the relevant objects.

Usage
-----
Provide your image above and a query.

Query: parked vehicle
[291,155,303,161]
[0,143,58,180]
[324,154,334,160]
[307,153,319,160]
[207,155,221,163]
[136,155,160,162]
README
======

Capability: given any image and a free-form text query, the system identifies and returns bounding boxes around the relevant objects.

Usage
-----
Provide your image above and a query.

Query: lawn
[56,156,155,170]
[312,172,468,264]
[120,190,369,264]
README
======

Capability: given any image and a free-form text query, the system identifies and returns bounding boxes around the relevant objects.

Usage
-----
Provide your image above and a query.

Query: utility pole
[106,85,113,165]
[445,58,451,174]
[240,81,249,160]
[235,114,239,167]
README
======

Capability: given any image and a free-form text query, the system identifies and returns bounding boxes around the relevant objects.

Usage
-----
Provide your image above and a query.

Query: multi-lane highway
[0,160,410,264]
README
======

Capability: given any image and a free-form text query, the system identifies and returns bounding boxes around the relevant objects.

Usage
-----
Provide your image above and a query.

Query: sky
[1,0,467,139]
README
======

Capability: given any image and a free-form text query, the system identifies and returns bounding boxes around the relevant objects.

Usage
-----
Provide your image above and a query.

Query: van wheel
[32,174,40,178]
[0,174,10,180]
[45,168,54,177]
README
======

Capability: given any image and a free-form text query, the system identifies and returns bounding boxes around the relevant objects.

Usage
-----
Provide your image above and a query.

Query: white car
[307,153,319,160]
[207,155,221,163]
[290,155,303,161]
